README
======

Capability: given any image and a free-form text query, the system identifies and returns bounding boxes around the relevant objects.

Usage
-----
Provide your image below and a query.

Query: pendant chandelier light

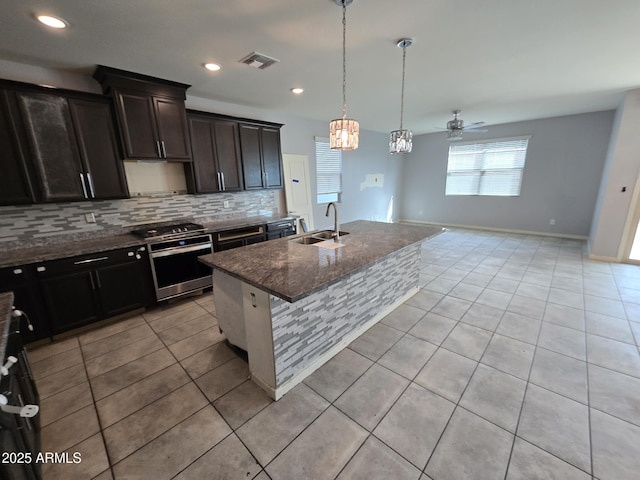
[389,38,413,154]
[329,0,359,151]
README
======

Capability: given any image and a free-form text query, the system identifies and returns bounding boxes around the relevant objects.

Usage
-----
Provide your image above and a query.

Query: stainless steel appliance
[132,222,213,302]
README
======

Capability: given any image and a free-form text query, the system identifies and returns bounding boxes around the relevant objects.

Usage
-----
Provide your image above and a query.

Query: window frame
[445,136,530,197]
[315,136,342,204]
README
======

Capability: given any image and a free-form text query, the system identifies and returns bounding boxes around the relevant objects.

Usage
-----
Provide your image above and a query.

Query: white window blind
[315,137,342,203]
[445,136,530,196]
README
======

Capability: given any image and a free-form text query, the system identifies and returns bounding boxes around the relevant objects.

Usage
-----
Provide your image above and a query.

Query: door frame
[282,153,314,231]
[619,172,640,264]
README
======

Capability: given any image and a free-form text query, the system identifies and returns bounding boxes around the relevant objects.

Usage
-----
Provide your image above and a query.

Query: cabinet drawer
[34,247,144,277]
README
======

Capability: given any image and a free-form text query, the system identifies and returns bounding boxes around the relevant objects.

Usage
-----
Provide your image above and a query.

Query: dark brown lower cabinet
[0,266,50,343]
[36,247,154,334]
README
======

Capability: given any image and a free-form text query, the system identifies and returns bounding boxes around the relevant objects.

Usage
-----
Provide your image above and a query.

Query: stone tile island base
[214,244,420,400]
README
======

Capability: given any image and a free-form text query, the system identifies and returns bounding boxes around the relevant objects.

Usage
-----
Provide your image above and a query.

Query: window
[445,136,530,196]
[315,137,342,203]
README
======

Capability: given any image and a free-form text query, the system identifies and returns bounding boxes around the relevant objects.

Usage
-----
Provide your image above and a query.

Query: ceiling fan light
[330,118,359,150]
[447,129,464,141]
[389,129,412,154]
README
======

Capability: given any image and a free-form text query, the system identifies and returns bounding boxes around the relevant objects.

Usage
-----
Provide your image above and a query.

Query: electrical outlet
[549,218,556,225]
[223,200,230,208]
[85,213,96,223]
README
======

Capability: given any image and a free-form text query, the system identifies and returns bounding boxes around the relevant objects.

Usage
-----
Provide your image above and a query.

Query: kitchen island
[199,220,443,399]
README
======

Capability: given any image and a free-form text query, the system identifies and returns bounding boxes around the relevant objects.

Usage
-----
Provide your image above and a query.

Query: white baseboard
[270,285,419,401]
[399,219,588,240]
[587,253,619,262]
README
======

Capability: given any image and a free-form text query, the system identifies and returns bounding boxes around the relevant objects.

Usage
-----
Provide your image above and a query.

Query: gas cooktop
[131,222,205,239]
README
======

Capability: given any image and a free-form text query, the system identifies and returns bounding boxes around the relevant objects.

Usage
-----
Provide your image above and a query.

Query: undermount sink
[289,230,350,245]
[312,230,350,239]
[292,236,326,245]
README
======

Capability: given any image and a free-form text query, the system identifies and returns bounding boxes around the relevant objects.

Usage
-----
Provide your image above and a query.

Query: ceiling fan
[443,110,487,141]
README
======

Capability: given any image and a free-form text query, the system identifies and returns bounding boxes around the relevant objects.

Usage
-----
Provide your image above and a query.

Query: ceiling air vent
[239,52,280,70]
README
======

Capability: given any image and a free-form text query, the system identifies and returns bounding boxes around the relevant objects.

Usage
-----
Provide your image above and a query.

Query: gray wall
[400,111,614,237]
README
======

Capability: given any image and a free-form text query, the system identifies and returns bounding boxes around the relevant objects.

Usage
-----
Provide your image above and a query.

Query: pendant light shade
[330,0,359,151]
[389,38,413,154]
[330,118,359,150]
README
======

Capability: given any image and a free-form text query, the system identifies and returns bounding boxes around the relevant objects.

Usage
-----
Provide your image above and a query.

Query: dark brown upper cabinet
[14,91,87,202]
[94,66,191,161]
[0,90,36,205]
[68,97,128,199]
[239,122,284,190]
[185,112,243,193]
[8,86,128,203]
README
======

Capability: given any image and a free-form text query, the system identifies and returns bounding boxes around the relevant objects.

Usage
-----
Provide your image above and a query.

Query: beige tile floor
[28,229,640,479]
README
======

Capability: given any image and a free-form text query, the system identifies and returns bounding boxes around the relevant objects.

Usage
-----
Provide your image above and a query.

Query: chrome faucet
[325,202,339,239]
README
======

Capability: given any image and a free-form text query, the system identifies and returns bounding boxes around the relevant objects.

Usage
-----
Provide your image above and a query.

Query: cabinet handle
[12,268,23,275]
[36,266,46,273]
[156,141,162,158]
[95,271,102,289]
[1,356,17,376]
[79,173,89,199]
[220,171,226,191]
[73,256,108,265]
[160,140,167,158]
[89,272,96,290]
[86,172,96,198]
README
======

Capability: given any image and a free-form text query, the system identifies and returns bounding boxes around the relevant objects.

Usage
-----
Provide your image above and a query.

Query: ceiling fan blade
[463,122,485,129]
[463,128,488,133]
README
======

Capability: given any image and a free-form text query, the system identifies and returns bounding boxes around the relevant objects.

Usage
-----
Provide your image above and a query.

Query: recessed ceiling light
[204,63,221,72]
[36,14,68,29]
[291,87,304,95]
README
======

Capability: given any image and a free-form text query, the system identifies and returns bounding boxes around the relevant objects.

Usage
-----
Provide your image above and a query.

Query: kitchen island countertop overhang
[198,220,444,303]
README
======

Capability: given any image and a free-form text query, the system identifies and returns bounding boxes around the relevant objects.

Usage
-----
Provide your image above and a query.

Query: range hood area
[123,161,188,196]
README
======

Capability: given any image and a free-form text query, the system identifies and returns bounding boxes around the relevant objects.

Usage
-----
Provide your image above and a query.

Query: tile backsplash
[0,190,278,246]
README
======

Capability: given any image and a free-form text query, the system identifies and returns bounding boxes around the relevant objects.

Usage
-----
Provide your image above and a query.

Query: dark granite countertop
[0,214,295,269]
[201,214,295,233]
[0,234,146,269]
[199,220,444,302]
[0,292,14,362]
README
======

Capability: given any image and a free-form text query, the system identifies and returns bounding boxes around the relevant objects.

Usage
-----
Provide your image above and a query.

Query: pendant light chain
[341,1,347,119]
[389,37,413,154]
[329,0,359,151]
[400,43,406,130]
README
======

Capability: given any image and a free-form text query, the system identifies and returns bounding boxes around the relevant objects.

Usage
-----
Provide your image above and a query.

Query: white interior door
[282,154,314,231]
[623,173,640,264]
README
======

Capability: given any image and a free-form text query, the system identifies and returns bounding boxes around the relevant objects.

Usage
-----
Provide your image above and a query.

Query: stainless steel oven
[132,223,213,302]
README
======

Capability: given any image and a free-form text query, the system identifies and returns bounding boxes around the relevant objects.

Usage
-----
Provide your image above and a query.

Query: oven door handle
[150,243,213,258]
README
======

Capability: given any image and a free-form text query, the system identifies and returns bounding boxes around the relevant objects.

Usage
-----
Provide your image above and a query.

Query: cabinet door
[188,116,220,193]
[154,96,191,160]
[214,120,243,191]
[40,271,101,333]
[261,127,283,189]
[239,124,263,190]
[15,92,86,201]
[0,91,35,205]
[68,98,128,199]
[95,260,147,318]
[0,267,51,342]
[114,90,159,159]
